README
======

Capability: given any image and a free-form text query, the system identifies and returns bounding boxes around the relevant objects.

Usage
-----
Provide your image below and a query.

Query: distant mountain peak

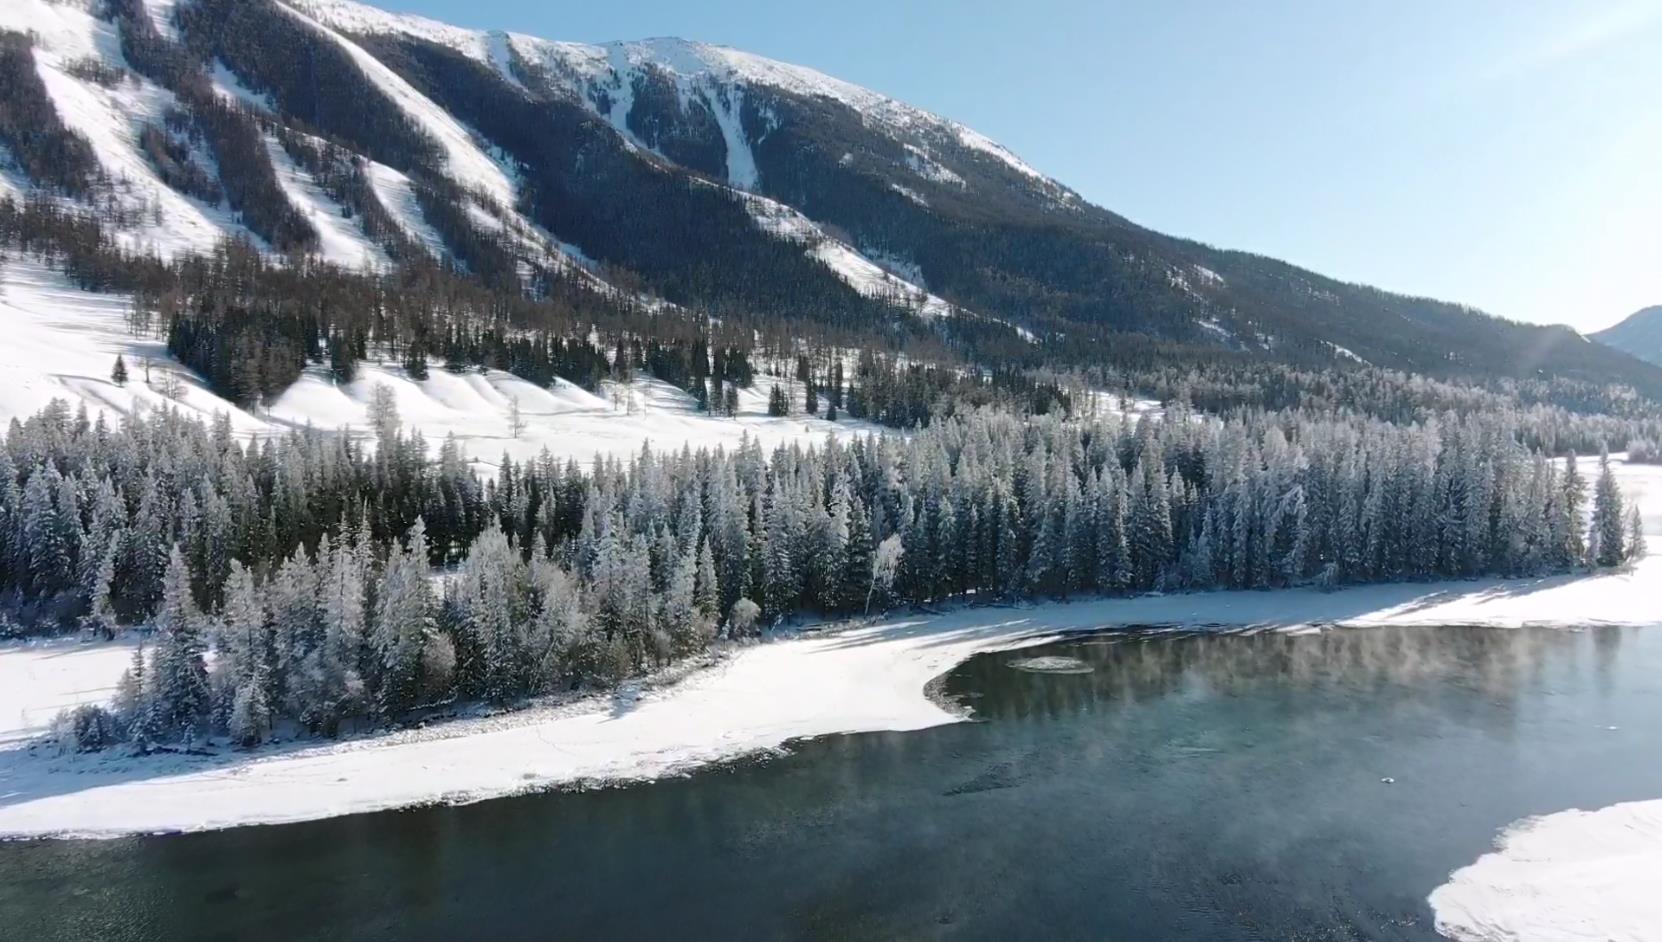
[1592,305,1662,367]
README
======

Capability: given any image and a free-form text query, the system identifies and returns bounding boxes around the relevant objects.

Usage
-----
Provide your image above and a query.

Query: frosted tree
[1626,505,1648,562]
[728,597,761,635]
[693,538,720,620]
[1589,452,1626,568]
[227,677,272,748]
[150,546,208,732]
[507,395,526,439]
[1555,452,1587,567]
[867,533,904,613]
[374,519,434,715]
[367,382,400,443]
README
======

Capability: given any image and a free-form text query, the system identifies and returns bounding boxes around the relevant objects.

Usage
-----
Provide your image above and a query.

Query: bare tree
[367,382,400,443]
[507,396,526,438]
[155,369,187,401]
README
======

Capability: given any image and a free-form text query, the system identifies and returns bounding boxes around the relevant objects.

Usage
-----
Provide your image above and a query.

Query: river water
[4,624,1660,940]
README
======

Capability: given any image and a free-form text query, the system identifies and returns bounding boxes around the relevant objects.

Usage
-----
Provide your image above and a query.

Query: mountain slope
[1594,306,1662,367]
[2,0,1660,398]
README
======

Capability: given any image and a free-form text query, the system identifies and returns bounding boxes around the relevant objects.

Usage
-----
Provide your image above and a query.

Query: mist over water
[4,624,1659,941]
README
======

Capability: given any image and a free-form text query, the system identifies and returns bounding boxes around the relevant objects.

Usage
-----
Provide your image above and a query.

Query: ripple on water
[1007,655,1093,675]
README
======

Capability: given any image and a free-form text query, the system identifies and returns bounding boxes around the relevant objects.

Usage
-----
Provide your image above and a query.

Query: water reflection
[951,625,1609,726]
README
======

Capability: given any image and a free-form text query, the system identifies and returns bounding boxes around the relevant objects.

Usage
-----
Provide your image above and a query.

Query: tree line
[4,397,1642,753]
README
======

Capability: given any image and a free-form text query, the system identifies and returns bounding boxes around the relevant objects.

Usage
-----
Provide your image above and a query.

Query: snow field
[0,258,877,475]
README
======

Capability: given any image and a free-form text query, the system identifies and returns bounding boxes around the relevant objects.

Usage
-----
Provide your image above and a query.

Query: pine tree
[1626,505,1648,562]
[373,518,432,711]
[1556,452,1587,567]
[1590,452,1626,568]
[111,355,128,386]
[151,546,208,733]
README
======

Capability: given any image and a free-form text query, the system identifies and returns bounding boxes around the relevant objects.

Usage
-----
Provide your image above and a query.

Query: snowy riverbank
[1429,799,1662,942]
[0,459,1658,938]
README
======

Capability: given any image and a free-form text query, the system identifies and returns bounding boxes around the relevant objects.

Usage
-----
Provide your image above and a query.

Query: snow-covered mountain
[3,0,1661,395]
[1593,306,1662,368]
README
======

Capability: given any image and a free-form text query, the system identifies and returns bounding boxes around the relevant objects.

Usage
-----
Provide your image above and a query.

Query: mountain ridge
[1593,306,1662,367]
[2,0,1660,397]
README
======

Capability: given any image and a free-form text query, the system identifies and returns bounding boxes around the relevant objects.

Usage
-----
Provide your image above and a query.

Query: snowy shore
[1430,799,1662,942]
[0,459,1658,938]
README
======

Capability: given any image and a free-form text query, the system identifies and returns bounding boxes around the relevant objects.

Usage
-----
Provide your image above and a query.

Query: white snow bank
[266,363,880,472]
[0,459,1657,839]
[0,638,138,747]
[1429,799,1662,942]
[0,259,268,435]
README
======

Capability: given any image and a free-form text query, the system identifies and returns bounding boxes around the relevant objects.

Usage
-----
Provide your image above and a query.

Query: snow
[484,30,523,91]
[362,160,446,258]
[1429,800,1662,942]
[1321,340,1368,364]
[744,193,958,319]
[708,84,759,191]
[0,254,863,474]
[275,0,517,210]
[266,363,880,472]
[143,0,185,42]
[903,143,964,186]
[0,638,139,747]
[209,59,276,113]
[1192,264,1226,286]
[0,0,252,259]
[263,134,390,270]
[0,259,267,435]
[1,459,1657,840]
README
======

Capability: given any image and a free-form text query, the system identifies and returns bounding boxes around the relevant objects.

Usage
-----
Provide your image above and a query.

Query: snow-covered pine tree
[1590,452,1627,568]
[150,546,208,733]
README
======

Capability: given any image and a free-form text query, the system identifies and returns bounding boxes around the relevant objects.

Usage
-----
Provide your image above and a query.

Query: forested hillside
[3,0,1661,410]
[1594,306,1662,367]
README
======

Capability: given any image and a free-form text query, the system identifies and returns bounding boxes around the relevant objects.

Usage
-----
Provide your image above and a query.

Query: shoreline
[2,549,1657,841]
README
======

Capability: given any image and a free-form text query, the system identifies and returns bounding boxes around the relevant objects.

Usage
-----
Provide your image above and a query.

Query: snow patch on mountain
[744,195,956,319]
[284,0,490,60]
[889,182,927,206]
[263,134,390,270]
[143,0,186,42]
[275,1,517,209]
[1322,341,1368,365]
[484,30,523,91]
[1,0,256,259]
[903,144,964,186]
[0,257,862,481]
[209,58,275,112]
[363,161,446,259]
[708,84,759,190]
[0,259,268,435]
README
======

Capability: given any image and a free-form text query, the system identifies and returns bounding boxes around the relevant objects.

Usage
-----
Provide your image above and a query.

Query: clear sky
[383,0,1660,331]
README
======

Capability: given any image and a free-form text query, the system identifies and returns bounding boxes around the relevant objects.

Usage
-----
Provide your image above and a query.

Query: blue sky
[386,0,1661,331]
